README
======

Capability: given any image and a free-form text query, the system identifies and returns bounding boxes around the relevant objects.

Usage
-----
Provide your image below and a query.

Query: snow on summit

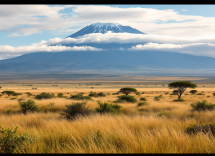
[66,22,145,38]
[90,22,122,28]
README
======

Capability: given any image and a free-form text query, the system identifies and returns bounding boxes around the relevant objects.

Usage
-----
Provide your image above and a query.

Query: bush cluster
[57,93,64,97]
[61,101,92,120]
[112,92,120,95]
[139,97,147,101]
[34,92,54,100]
[26,92,33,96]
[0,125,29,153]
[191,100,215,111]
[70,94,92,100]
[185,122,215,136]
[114,95,137,103]
[95,102,122,114]
[154,95,162,101]
[88,92,98,97]
[196,93,205,95]
[97,92,106,97]
[137,102,150,107]
[19,100,39,114]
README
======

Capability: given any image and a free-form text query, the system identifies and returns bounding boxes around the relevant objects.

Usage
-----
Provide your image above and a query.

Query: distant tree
[168,81,197,100]
[1,91,16,96]
[190,90,198,95]
[0,86,2,89]
[119,87,137,96]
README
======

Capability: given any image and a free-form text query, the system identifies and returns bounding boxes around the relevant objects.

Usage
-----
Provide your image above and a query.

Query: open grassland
[1,81,215,153]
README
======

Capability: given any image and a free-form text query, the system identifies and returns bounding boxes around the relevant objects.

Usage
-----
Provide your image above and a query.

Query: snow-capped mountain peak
[90,22,121,28]
[66,22,145,38]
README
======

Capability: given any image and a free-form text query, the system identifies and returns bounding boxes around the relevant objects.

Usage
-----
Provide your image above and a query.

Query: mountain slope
[66,23,145,38]
[0,50,215,74]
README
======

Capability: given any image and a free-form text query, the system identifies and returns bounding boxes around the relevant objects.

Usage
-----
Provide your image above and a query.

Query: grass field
[1,78,215,153]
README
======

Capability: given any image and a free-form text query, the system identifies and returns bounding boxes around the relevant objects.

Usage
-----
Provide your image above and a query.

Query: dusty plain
[1,74,215,153]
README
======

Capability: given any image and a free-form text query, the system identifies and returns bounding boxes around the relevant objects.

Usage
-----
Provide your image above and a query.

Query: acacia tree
[119,87,137,96]
[168,81,197,100]
[1,91,16,96]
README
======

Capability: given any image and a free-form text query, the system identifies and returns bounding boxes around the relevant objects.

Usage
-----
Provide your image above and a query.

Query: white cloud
[129,42,215,58]
[1,5,215,38]
[38,32,215,45]
[129,42,189,50]
[182,9,187,11]
[0,44,102,60]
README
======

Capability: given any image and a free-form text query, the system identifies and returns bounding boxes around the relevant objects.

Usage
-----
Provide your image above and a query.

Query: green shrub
[10,98,17,100]
[97,92,106,97]
[113,99,127,103]
[190,90,197,94]
[11,93,22,96]
[26,92,33,96]
[88,92,98,97]
[137,102,150,107]
[136,92,140,95]
[0,94,2,98]
[158,112,173,118]
[185,122,215,136]
[0,125,29,153]
[212,93,215,96]
[154,95,162,101]
[196,93,205,95]
[115,95,137,103]
[70,94,92,100]
[57,93,64,97]
[95,101,122,114]
[191,100,215,111]
[139,97,147,101]
[34,92,54,100]
[17,98,25,102]
[141,92,145,94]
[173,99,185,102]
[61,101,92,120]
[112,92,120,95]
[19,99,39,114]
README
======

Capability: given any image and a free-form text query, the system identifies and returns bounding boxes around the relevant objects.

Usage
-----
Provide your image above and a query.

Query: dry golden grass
[1,84,215,153]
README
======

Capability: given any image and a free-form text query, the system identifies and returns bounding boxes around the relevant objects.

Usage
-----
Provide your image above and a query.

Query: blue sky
[1,4,215,60]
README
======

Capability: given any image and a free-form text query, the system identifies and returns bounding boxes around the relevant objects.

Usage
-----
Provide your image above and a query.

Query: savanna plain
[1,74,215,153]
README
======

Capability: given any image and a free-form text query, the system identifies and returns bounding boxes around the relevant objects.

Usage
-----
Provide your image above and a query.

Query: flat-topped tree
[168,81,197,100]
[1,91,16,96]
[119,87,137,96]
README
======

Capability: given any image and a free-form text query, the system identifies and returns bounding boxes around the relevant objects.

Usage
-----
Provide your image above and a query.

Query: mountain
[58,22,147,50]
[66,22,145,38]
[0,22,215,75]
[0,50,215,75]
